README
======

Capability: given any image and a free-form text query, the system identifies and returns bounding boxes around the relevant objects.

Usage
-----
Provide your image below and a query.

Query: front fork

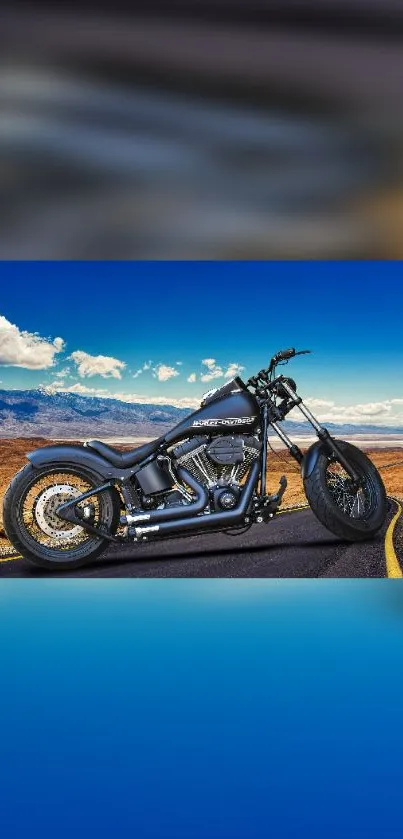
[265,380,362,488]
[255,403,288,517]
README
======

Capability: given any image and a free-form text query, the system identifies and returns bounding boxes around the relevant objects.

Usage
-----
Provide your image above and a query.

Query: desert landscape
[1,438,402,554]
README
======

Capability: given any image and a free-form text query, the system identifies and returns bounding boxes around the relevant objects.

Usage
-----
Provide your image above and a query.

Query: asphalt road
[0,504,396,578]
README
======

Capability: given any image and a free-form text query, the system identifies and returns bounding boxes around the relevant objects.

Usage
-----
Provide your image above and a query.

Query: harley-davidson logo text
[191,417,255,428]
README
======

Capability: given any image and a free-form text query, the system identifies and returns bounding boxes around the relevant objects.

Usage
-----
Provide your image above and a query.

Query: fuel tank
[165,382,259,446]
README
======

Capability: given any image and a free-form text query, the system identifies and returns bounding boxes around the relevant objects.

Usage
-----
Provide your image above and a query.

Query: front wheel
[303,441,387,542]
[3,463,121,570]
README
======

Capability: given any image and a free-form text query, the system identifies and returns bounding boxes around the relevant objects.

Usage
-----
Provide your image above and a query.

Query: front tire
[3,463,121,570]
[304,441,387,542]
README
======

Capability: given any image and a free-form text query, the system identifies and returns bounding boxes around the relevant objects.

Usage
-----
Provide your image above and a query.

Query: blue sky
[0,262,402,425]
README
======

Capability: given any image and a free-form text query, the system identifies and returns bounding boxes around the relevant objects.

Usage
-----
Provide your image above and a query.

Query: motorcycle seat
[84,437,163,468]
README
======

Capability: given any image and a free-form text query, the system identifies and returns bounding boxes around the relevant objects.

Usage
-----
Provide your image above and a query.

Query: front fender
[27,444,118,479]
[301,441,328,480]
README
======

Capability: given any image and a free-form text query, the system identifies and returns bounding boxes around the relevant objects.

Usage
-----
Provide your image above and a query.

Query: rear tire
[3,463,121,570]
[304,441,387,542]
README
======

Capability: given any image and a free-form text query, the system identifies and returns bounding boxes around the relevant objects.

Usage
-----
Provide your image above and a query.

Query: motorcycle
[3,347,387,570]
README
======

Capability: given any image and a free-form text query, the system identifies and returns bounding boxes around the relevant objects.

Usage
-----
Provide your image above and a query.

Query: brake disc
[34,484,84,542]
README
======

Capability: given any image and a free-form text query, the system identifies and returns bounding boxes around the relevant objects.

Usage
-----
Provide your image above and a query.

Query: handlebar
[246,348,311,390]
[272,347,295,365]
[269,347,311,370]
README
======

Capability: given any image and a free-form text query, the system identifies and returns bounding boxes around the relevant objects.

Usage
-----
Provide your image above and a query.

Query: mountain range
[0,388,402,440]
[0,389,190,439]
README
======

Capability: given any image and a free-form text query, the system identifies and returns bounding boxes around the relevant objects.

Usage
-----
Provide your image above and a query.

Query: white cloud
[354,403,392,417]
[200,358,223,382]
[133,360,181,382]
[55,367,71,379]
[187,373,197,383]
[224,362,244,379]
[133,361,152,379]
[154,364,179,382]
[201,371,223,383]
[0,314,64,369]
[200,358,244,383]
[303,398,335,409]
[289,397,403,427]
[70,350,126,379]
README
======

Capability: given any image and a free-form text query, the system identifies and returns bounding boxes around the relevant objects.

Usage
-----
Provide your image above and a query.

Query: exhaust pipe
[121,467,209,526]
[134,461,260,540]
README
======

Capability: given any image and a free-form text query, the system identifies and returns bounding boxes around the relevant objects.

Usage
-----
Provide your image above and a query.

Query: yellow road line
[385,499,403,579]
[0,553,22,562]
[278,504,308,515]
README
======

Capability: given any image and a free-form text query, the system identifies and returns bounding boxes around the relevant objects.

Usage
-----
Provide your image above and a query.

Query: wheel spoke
[325,460,368,519]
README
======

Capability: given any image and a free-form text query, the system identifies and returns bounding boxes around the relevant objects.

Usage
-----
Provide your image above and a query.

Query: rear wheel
[304,441,387,541]
[3,463,121,570]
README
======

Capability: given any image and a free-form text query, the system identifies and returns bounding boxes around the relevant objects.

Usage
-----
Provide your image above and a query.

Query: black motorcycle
[3,348,387,570]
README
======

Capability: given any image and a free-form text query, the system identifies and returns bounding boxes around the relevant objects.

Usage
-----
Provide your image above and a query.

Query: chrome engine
[171,435,261,488]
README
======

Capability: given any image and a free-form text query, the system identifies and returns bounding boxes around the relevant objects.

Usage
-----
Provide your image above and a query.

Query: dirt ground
[264,446,403,506]
[0,438,402,549]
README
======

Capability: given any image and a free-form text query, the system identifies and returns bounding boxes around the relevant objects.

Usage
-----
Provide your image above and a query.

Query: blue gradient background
[2,581,403,837]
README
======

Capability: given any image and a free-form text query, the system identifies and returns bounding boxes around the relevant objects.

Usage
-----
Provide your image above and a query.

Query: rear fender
[27,444,128,480]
